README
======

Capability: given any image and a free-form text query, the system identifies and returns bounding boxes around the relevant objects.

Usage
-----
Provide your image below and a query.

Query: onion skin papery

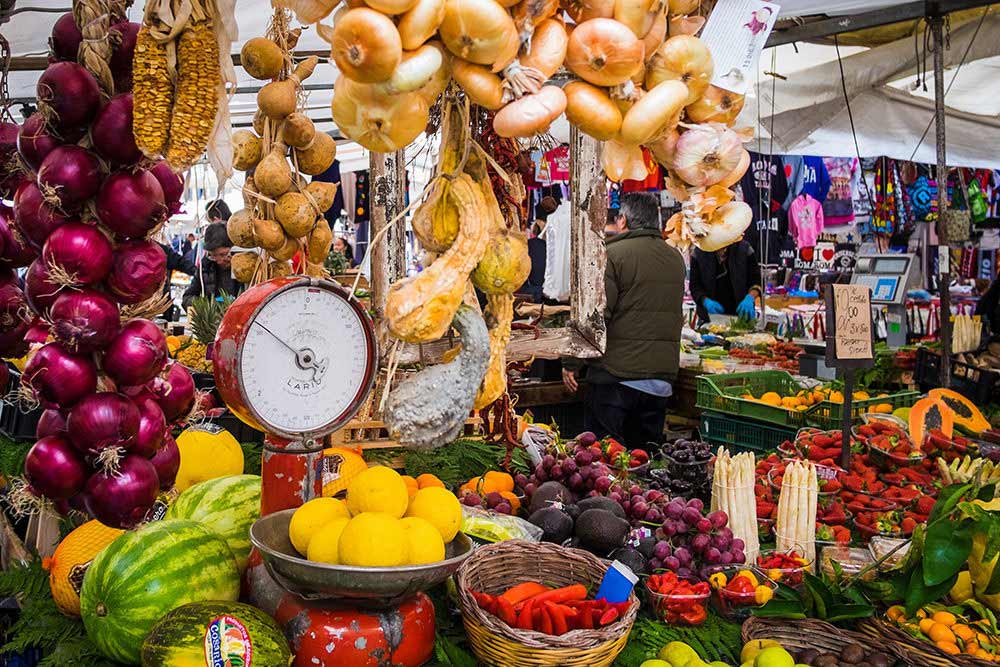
[493,85,567,138]
[453,60,505,109]
[564,81,622,141]
[619,79,688,145]
[565,18,645,87]
[49,288,121,354]
[613,0,660,38]
[563,0,615,24]
[325,8,403,84]
[671,122,744,187]
[398,0,447,50]
[331,76,429,153]
[106,239,168,305]
[518,18,569,79]
[718,148,750,188]
[602,139,649,182]
[694,201,752,252]
[645,34,713,105]
[686,84,745,125]
[439,0,519,68]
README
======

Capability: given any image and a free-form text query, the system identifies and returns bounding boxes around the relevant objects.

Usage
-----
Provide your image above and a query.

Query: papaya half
[909,396,954,447]
[929,388,991,433]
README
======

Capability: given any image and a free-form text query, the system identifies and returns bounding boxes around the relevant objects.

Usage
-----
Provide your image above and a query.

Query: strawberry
[915,495,935,515]
[629,449,649,464]
[901,517,917,533]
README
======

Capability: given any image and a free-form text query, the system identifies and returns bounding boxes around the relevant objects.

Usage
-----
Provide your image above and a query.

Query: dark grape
[563,460,577,475]
[704,547,721,564]
[550,465,563,479]
[696,518,712,533]
[732,538,745,552]
[514,473,528,488]
[524,482,537,496]
[649,557,663,571]
[687,498,704,511]
[674,547,692,567]
[731,549,745,564]
[485,491,503,507]
[653,541,671,560]
[690,534,710,553]
[542,454,556,469]
[719,551,734,565]
[568,472,583,489]
[663,556,680,571]
[495,502,512,514]
[464,493,482,506]
[575,450,592,466]
[708,510,728,529]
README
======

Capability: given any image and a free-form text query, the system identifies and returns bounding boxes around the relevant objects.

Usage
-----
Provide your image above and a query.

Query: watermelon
[164,474,261,570]
[142,601,292,667]
[80,519,240,664]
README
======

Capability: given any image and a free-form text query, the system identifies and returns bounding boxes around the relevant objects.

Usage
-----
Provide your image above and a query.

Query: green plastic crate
[699,411,797,454]
[695,371,807,427]
[804,390,921,430]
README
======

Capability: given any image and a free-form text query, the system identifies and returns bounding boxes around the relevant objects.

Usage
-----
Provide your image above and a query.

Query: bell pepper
[680,604,707,625]
[598,606,620,626]
[545,602,569,635]
[538,605,554,634]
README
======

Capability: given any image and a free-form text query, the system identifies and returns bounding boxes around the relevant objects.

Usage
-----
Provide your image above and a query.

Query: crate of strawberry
[644,572,710,625]
[816,522,852,545]
[757,549,812,587]
[794,429,861,463]
[841,491,897,515]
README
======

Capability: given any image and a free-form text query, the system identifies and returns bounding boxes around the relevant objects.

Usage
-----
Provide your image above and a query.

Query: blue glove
[907,289,931,301]
[736,294,757,319]
[703,298,725,315]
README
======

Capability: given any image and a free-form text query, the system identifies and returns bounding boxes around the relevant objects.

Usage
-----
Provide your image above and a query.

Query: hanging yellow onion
[642,13,667,61]
[668,0,699,15]
[646,34,712,105]
[668,13,704,35]
[324,8,402,83]
[439,0,519,68]
[614,0,661,37]
[363,0,419,14]
[561,0,615,24]
[331,76,429,152]
[645,125,680,168]
[619,80,687,145]
[493,85,567,137]
[719,148,750,188]
[377,43,444,95]
[564,81,622,141]
[565,18,644,87]
[686,84,745,124]
[418,42,452,103]
[519,18,568,79]
[398,0,447,49]
[513,0,561,36]
[602,140,649,182]
[452,59,505,110]
[695,201,752,252]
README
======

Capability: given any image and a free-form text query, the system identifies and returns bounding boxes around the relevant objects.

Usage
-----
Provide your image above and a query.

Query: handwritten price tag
[832,284,873,360]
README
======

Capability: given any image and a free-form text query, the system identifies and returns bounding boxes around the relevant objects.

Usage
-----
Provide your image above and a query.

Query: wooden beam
[368,150,407,363]
[567,126,606,357]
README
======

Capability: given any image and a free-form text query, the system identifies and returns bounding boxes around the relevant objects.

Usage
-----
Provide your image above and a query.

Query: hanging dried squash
[165,19,221,171]
[473,292,514,409]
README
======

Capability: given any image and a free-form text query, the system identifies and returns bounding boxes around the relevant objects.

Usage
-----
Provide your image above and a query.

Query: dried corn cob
[165,20,221,171]
[132,26,173,158]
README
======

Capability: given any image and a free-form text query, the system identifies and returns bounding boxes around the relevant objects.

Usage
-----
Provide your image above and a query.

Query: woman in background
[334,237,355,267]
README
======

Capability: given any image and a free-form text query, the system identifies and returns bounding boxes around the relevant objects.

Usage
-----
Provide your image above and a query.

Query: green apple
[740,640,781,664]
[754,647,795,667]
[658,641,700,666]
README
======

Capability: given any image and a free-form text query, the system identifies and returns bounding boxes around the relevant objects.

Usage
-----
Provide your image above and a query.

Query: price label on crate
[824,285,876,370]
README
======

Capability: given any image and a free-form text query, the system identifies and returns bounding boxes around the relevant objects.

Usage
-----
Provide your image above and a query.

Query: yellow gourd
[307,218,334,263]
[474,292,514,409]
[411,102,464,252]
[44,520,124,616]
[472,227,530,294]
[174,425,245,491]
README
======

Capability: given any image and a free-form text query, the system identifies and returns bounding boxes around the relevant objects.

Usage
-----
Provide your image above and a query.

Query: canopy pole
[929,11,952,387]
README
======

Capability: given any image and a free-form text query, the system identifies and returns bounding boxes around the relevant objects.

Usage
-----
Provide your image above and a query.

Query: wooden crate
[326,416,485,467]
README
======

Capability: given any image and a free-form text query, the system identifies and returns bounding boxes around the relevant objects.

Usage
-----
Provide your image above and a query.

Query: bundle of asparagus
[774,459,819,567]
[711,447,760,563]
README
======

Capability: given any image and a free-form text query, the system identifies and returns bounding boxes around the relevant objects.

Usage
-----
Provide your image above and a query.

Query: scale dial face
[237,282,376,439]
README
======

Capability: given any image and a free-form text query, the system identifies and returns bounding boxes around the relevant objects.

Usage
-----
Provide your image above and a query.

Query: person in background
[181,233,194,256]
[334,236,355,267]
[158,241,197,321]
[689,240,761,325]
[519,221,547,303]
[182,223,244,309]
[206,199,231,223]
[976,275,1000,335]
[561,192,686,450]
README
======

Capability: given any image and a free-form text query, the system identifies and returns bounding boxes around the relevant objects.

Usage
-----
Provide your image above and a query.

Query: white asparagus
[807,461,819,567]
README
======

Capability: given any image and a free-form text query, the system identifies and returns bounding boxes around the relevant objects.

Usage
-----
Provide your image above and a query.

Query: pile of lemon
[288,466,462,567]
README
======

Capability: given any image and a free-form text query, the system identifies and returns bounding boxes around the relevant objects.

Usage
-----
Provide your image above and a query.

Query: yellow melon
[44,520,124,616]
[321,447,370,498]
[174,425,245,491]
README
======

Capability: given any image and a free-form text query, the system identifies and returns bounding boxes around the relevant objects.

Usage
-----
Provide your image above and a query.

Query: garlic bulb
[671,123,744,187]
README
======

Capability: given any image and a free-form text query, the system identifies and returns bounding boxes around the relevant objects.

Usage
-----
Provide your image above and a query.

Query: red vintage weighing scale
[213,277,472,666]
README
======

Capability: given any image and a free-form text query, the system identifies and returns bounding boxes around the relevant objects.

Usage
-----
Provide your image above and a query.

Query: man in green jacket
[562,192,685,450]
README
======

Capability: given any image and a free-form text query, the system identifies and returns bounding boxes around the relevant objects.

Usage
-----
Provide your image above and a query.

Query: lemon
[346,466,410,518]
[305,517,350,564]
[338,512,408,567]
[400,517,445,564]
[405,487,462,543]
[741,640,781,664]
[289,497,351,555]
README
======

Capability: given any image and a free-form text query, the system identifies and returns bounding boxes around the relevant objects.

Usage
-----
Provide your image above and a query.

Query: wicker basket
[742,617,907,662]
[858,618,995,667]
[456,540,639,666]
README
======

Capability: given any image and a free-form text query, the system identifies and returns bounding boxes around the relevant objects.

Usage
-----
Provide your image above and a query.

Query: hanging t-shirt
[788,194,824,248]
[739,152,788,266]
[542,200,571,301]
[822,157,858,225]
[793,156,832,203]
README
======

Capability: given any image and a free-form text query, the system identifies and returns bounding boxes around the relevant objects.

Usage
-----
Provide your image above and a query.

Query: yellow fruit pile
[168,335,211,372]
[289,466,461,567]
[886,604,1000,660]
[741,386,893,413]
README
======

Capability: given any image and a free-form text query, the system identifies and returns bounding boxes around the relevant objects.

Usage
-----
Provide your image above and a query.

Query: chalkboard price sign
[825,284,876,369]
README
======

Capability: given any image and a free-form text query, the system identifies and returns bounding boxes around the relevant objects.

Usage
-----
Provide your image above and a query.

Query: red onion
[37,145,101,211]
[0,122,22,199]
[132,396,166,458]
[102,319,167,387]
[96,169,166,239]
[22,342,98,408]
[50,288,121,353]
[37,408,68,439]
[17,113,61,172]
[150,433,180,490]
[150,161,183,215]
[37,62,101,133]
[42,222,113,287]
[107,239,166,304]
[24,259,64,316]
[0,204,38,269]
[157,362,196,422]
[91,94,142,166]
[25,319,51,345]
[25,435,90,500]
[0,283,27,332]
[110,22,140,92]
[84,454,159,528]
[0,267,16,288]
[13,181,72,249]
[67,392,140,457]
[49,13,83,62]
[0,318,30,358]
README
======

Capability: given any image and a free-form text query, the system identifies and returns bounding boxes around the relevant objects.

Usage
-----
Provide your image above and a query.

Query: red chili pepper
[545,602,569,635]
[471,591,497,614]
[577,603,594,629]
[516,600,534,630]
[496,596,517,626]
[538,605,554,634]
[598,606,620,626]
[500,582,549,605]
[522,583,587,605]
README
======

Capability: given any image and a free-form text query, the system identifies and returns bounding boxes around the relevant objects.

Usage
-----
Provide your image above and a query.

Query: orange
[919,618,937,635]
[760,392,782,407]
[401,475,419,497]
[459,476,482,495]
[44,520,124,616]
[416,473,445,489]
[954,624,976,642]
[886,605,906,623]
[935,640,961,655]
[932,611,957,626]
[483,471,514,493]
[929,623,957,645]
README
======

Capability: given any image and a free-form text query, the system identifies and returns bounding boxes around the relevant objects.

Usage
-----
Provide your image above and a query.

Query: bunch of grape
[648,497,746,580]
[459,490,514,515]
[607,481,671,524]
[519,445,616,501]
